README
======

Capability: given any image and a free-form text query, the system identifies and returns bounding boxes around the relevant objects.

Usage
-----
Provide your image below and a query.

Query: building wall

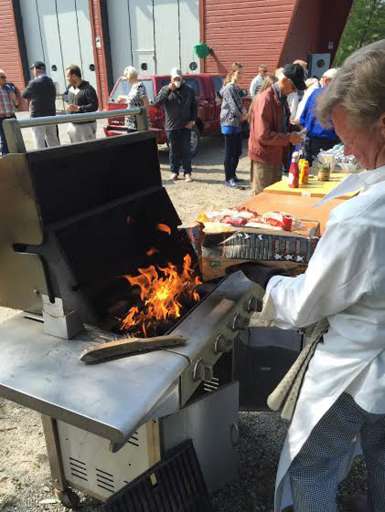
[0,0,25,89]
[279,0,352,64]
[203,0,297,86]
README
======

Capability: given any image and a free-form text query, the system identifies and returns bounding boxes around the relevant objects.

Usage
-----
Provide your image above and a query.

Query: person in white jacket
[250,39,385,512]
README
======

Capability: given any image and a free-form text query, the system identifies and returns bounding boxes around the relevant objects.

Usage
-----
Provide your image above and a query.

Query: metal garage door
[108,0,200,82]
[19,0,96,94]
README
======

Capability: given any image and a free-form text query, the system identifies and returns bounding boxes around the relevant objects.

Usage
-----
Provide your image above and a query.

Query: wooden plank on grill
[80,335,187,364]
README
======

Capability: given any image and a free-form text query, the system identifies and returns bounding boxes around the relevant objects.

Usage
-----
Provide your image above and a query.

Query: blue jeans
[167,128,192,175]
[0,115,15,155]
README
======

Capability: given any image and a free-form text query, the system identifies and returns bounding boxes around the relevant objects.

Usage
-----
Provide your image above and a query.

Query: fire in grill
[121,252,202,337]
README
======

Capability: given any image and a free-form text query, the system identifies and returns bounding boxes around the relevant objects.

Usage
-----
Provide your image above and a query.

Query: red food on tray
[221,216,248,227]
[262,211,293,231]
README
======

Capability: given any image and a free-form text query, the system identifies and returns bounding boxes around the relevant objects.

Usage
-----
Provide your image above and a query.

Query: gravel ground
[0,123,367,511]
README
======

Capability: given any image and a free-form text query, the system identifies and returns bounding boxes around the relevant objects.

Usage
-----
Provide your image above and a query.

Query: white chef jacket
[264,164,385,414]
[253,165,385,510]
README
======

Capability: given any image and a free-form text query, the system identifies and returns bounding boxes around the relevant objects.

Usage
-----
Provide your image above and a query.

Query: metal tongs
[80,334,186,364]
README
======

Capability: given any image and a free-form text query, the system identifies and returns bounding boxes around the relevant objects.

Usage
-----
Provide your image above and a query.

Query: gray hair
[123,65,138,80]
[317,39,385,128]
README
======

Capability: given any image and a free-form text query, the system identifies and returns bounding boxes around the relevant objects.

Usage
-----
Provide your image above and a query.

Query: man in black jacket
[153,68,197,182]
[65,65,99,143]
[22,61,59,149]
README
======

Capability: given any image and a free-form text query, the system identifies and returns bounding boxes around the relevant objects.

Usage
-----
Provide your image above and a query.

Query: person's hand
[289,132,303,145]
[116,95,127,104]
[9,92,18,107]
[66,104,80,113]
[168,82,176,92]
[185,121,194,129]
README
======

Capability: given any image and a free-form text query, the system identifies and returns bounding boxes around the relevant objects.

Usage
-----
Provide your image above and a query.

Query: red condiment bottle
[288,151,300,188]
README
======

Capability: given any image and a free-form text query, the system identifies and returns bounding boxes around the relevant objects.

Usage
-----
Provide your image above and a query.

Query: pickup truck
[104,73,251,156]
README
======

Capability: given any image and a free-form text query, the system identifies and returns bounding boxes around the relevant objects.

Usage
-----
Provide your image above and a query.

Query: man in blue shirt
[300,68,339,165]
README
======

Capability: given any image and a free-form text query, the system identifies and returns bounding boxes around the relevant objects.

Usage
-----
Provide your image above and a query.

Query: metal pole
[3,107,148,154]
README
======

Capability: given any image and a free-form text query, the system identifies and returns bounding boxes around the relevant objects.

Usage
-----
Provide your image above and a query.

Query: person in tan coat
[248,64,305,194]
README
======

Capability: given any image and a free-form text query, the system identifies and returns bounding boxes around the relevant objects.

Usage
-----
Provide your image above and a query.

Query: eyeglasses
[0,75,6,79]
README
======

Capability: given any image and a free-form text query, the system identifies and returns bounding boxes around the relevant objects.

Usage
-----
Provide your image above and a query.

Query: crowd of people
[0,56,340,194]
[0,61,98,154]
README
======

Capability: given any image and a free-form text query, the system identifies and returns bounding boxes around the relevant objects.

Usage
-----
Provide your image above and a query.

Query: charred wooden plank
[80,335,186,364]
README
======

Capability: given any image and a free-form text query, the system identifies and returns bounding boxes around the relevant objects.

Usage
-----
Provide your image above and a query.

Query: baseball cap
[30,61,46,71]
[282,63,306,91]
[170,67,182,79]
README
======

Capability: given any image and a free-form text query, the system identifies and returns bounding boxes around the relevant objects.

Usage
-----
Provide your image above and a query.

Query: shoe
[171,173,179,182]
[184,174,193,183]
[225,179,238,188]
[233,176,244,182]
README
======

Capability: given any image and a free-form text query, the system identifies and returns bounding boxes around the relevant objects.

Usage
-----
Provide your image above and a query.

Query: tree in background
[335,0,385,65]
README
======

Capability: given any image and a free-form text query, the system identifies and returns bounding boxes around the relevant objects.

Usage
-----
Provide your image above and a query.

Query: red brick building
[0,0,352,107]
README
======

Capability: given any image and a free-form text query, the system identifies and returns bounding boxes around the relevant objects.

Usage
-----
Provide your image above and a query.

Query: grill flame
[121,253,202,336]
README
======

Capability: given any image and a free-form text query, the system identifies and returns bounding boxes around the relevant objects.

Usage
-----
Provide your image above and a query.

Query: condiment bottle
[288,151,300,188]
[299,158,310,185]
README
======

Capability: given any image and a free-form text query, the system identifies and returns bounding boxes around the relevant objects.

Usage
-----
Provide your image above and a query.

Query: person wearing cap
[153,68,197,183]
[248,63,305,194]
[287,59,309,122]
[65,64,99,143]
[299,68,339,165]
[0,68,18,155]
[22,61,59,149]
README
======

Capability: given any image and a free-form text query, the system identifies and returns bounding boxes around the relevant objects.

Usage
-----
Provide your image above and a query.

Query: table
[243,191,348,234]
[264,173,357,199]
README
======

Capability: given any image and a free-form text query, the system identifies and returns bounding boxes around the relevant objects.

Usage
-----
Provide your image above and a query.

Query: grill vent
[96,468,115,493]
[69,457,88,482]
[203,376,220,393]
[127,431,140,447]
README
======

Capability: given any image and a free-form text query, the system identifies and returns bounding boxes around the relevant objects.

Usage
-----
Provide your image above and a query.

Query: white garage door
[19,0,96,94]
[108,0,200,83]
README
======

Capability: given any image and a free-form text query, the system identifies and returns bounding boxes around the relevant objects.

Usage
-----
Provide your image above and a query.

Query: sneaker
[184,174,193,183]
[171,173,179,182]
[225,179,238,188]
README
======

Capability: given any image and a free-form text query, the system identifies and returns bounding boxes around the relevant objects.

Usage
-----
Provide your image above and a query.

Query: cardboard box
[200,220,320,281]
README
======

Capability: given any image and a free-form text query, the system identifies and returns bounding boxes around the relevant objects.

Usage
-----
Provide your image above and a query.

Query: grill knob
[214,334,233,354]
[232,312,247,331]
[192,358,214,382]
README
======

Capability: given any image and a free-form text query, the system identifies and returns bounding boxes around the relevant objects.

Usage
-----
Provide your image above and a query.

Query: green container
[194,43,211,59]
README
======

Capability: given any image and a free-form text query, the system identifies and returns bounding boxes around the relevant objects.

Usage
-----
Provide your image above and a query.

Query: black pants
[167,128,192,175]
[304,137,338,166]
[224,132,242,181]
[0,115,16,155]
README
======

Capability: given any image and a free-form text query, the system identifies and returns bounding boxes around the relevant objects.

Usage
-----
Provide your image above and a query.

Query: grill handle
[3,107,148,154]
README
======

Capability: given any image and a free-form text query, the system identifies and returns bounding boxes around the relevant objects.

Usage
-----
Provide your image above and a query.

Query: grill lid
[0,132,194,326]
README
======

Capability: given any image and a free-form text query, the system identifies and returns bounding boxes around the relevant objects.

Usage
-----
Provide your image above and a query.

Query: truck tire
[190,126,200,157]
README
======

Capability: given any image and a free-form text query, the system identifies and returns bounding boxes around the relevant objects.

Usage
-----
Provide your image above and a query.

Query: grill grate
[103,440,212,512]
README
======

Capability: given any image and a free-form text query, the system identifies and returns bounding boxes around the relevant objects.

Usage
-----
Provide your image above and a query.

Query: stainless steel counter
[0,314,187,444]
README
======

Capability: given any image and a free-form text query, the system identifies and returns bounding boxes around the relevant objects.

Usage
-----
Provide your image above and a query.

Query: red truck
[104,73,251,156]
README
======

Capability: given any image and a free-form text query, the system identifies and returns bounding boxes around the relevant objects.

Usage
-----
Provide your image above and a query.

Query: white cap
[170,67,182,79]
[322,67,338,80]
